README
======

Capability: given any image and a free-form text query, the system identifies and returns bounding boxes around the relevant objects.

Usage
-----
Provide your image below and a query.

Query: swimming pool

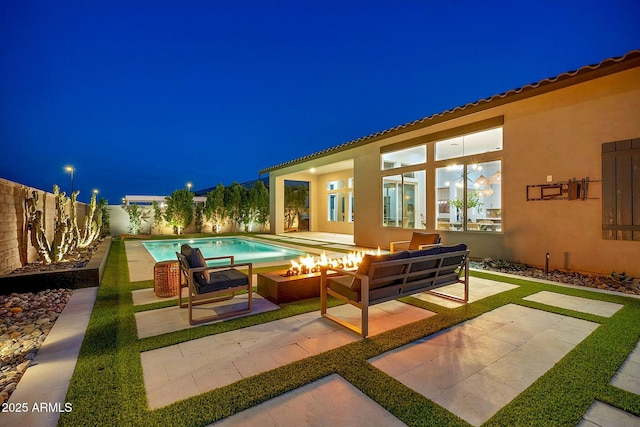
[143,237,308,265]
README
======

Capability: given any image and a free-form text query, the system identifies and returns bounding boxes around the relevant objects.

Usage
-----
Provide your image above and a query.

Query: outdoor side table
[154,260,180,298]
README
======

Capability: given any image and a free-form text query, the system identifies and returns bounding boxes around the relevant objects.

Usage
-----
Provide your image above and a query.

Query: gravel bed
[471,260,640,295]
[0,289,72,404]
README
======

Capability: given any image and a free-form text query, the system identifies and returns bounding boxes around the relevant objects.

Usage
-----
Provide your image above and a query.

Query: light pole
[65,166,75,194]
[186,182,192,192]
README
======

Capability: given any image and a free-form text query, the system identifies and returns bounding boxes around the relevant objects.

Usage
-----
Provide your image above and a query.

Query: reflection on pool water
[143,237,309,265]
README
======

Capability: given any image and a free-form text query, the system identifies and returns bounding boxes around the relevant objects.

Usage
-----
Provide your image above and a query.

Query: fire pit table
[257,249,379,304]
[257,270,326,304]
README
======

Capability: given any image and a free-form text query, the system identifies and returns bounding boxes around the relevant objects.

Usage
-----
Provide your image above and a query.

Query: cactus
[25,191,52,264]
[24,185,102,264]
[50,185,74,262]
[68,190,81,252]
[77,191,102,248]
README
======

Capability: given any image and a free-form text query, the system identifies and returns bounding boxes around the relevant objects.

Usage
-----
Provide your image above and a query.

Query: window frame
[434,158,502,233]
[380,164,427,230]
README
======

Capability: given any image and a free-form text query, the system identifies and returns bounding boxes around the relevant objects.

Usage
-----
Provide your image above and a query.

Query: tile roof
[260,49,640,174]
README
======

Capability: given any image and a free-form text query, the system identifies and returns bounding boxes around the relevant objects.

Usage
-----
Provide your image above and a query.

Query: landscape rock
[0,288,72,404]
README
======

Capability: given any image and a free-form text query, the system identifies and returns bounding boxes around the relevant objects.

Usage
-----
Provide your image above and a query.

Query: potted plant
[450,191,484,213]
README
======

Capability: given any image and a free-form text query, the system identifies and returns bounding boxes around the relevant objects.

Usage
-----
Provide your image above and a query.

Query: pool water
[143,237,308,265]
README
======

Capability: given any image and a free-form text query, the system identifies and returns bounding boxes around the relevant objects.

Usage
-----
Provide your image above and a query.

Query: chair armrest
[389,240,410,254]
[417,243,441,250]
[188,262,252,274]
[203,255,235,264]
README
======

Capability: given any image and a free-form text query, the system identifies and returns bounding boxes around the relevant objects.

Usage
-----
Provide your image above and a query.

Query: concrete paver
[611,341,640,395]
[523,290,623,317]
[134,293,279,338]
[578,401,640,427]
[411,276,518,307]
[370,304,599,426]
[210,374,406,426]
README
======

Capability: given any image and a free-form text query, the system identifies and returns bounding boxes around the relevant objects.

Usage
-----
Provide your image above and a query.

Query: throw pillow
[190,248,210,285]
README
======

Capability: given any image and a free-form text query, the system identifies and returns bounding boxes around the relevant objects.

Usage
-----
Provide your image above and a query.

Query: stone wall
[0,178,89,275]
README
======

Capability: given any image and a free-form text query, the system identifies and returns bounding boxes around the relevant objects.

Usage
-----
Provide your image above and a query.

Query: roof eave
[260,50,640,175]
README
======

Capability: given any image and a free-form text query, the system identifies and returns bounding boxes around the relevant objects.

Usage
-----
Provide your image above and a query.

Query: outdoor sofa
[320,244,469,337]
[176,244,253,325]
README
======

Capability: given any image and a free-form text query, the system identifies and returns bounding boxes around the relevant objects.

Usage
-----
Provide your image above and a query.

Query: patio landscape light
[64,165,75,194]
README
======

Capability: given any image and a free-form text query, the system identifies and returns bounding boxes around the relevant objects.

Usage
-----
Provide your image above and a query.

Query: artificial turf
[58,238,640,426]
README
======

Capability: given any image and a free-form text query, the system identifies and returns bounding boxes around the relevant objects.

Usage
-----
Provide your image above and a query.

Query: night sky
[1,1,639,204]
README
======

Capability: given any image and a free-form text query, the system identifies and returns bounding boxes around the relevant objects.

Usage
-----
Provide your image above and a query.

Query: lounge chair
[176,244,252,325]
[389,232,441,253]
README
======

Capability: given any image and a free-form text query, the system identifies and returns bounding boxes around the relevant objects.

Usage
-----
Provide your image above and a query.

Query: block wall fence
[0,178,90,275]
[107,205,269,237]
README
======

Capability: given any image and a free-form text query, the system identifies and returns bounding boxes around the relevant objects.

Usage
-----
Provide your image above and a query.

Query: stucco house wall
[356,66,640,273]
[264,52,640,276]
[315,169,354,234]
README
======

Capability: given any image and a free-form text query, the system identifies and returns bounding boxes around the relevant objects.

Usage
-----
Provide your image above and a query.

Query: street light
[186,182,192,192]
[64,166,75,194]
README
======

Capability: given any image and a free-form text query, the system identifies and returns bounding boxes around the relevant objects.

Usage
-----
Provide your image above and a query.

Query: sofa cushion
[329,276,360,302]
[439,244,468,268]
[435,244,468,284]
[195,268,248,294]
[180,244,194,260]
[439,243,468,254]
[182,246,210,285]
[351,251,409,291]
[408,246,441,258]
[407,246,441,282]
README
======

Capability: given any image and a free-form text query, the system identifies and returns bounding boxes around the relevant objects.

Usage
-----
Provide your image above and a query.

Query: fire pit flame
[284,248,381,277]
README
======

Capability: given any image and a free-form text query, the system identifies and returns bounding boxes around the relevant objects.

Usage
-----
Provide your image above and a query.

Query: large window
[327,178,352,222]
[381,146,426,170]
[436,160,502,232]
[382,171,426,229]
[435,128,502,161]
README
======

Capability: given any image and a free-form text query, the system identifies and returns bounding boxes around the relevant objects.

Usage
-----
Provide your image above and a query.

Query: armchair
[176,244,253,325]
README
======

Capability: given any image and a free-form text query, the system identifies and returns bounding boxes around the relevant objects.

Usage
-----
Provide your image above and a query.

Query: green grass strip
[60,239,640,426]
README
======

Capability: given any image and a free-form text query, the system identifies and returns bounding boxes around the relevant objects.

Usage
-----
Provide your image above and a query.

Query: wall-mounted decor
[526,178,596,201]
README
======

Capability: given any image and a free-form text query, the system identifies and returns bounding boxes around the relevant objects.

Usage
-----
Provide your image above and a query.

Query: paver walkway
[0,287,98,427]
[141,300,434,409]
[137,268,640,424]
